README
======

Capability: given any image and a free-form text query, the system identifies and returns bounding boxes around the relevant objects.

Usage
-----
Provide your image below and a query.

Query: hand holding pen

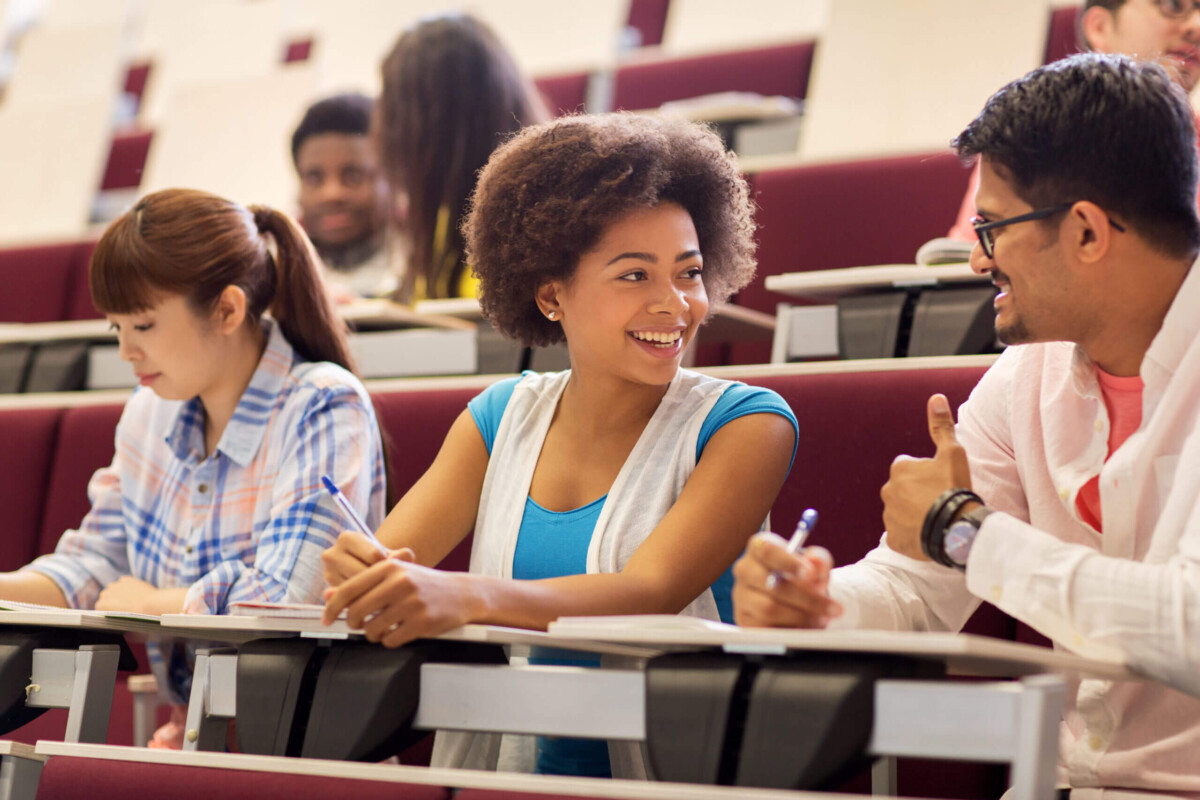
[765,507,818,590]
[321,475,390,558]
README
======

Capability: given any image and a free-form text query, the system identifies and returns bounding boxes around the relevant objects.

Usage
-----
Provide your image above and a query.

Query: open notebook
[0,599,161,632]
[229,601,344,620]
[549,615,738,635]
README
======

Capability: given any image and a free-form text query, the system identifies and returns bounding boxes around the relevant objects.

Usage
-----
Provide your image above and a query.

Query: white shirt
[829,260,1200,797]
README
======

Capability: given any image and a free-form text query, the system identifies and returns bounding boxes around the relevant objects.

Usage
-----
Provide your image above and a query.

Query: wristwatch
[943,505,993,570]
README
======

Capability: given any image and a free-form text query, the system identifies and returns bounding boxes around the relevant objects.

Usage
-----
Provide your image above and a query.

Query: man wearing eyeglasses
[948,0,1200,242]
[735,54,1200,798]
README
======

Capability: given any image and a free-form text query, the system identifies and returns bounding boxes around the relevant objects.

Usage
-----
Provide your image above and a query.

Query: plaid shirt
[27,320,385,697]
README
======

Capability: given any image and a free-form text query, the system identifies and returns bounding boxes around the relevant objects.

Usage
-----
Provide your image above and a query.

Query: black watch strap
[920,488,984,568]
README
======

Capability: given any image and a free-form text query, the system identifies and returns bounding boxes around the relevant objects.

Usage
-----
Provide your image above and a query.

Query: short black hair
[291,93,374,166]
[953,53,1200,260]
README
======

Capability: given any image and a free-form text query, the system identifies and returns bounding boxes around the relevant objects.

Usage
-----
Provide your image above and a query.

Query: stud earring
[547,311,557,320]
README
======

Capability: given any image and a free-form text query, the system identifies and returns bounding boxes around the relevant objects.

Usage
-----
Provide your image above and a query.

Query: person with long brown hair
[0,188,386,723]
[376,13,549,301]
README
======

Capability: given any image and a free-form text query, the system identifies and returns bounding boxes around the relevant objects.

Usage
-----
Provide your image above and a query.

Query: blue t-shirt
[467,375,798,777]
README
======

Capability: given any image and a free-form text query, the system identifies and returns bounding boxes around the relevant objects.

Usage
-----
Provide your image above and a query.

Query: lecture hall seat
[63,241,101,321]
[1044,5,1082,64]
[534,73,590,116]
[730,151,972,363]
[626,0,670,47]
[612,41,814,111]
[0,408,59,570]
[0,243,79,323]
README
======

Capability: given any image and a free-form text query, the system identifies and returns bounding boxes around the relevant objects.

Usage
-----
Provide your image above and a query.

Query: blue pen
[321,475,389,557]
[766,507,818,590]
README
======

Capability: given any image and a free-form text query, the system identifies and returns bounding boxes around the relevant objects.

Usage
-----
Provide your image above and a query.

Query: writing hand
[321,531,410,587]
[732,531,842,628]
[322,548,481,647]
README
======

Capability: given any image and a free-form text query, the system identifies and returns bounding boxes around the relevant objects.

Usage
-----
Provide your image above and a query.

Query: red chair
[732,152,972,363]
[371,386,483,572]
[535,73,590,116]
[0,408,61,570]
[1044,5,1081,64]
[626,0,670,47]
[0,243,79,323]
[613,41,814,111]
[100,130,153,192]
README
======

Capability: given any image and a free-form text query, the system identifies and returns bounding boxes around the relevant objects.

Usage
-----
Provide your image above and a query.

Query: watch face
[944,520,977,567]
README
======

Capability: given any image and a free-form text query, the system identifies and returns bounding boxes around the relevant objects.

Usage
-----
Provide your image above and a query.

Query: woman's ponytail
[249,205,358,376]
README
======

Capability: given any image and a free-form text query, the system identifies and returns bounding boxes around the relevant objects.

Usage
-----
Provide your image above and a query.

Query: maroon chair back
[743,365,988,564]
[626,0,669,47]
[63,240,102,320]
[100,131,154,193]
[0,243,79,322]
[613,41,814,111]
[730,153,972,363]
[38,404,123,556]
[0,407,61,570]
[372,386,483,572]
[35,757,451,800]
[535,73,590,116]
[1044,5,1081,64]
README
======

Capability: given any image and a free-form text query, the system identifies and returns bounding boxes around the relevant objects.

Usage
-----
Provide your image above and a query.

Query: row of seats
[97,36,816,191]
[0,357,1043,797]
[99,0,1083,191]
[0,150,972,335]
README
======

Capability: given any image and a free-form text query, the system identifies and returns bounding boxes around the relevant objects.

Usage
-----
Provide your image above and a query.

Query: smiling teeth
[632,331,682,344]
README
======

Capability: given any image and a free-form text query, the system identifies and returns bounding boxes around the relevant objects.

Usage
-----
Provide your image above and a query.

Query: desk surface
[0,741,41,762]
[0,300,473,346]
[34,742,885,800]
[765,263,988,301]
[544,622,1133,682]
[0,608,269,644]
[157,616,660,658]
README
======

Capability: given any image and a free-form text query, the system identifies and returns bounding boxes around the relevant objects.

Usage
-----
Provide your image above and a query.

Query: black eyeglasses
[970,204,1126,259]
[1154,0,1200,20]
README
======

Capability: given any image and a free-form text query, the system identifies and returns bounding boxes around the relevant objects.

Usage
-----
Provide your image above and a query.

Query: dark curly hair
[466,113,757,347]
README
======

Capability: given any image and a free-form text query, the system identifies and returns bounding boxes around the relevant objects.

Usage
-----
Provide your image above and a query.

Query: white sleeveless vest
[432,368,743,776]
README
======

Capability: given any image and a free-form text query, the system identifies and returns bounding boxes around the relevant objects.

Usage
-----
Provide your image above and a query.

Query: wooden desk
[155,619,1129,798]
[0,301,480,390]
[765,263,987,302]
[764,264,993,361]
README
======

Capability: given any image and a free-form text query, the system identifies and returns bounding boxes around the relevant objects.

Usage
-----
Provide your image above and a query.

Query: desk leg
[63,645,120,744]
[870,756,897,796]
[0,755,42,800]
[182,648,238,752]
[132,691,158,748]
[1009,675,1065,800]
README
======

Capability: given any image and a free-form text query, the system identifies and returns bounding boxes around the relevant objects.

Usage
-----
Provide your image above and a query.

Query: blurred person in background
[292,93,397,299]
[947,0,1200,241]
[375,13,549,302]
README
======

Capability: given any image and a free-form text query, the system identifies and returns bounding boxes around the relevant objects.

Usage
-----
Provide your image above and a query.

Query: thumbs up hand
[880,394,973,560]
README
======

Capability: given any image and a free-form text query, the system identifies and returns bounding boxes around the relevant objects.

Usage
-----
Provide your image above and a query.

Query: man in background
[291,93,397,299]
[946,0,1200,241]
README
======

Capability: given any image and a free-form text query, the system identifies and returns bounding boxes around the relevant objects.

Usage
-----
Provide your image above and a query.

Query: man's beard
[317,229,386,272]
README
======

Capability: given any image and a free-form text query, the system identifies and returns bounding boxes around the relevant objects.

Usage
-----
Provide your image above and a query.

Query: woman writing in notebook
[0,188,385,698]
[321,114,798,774]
